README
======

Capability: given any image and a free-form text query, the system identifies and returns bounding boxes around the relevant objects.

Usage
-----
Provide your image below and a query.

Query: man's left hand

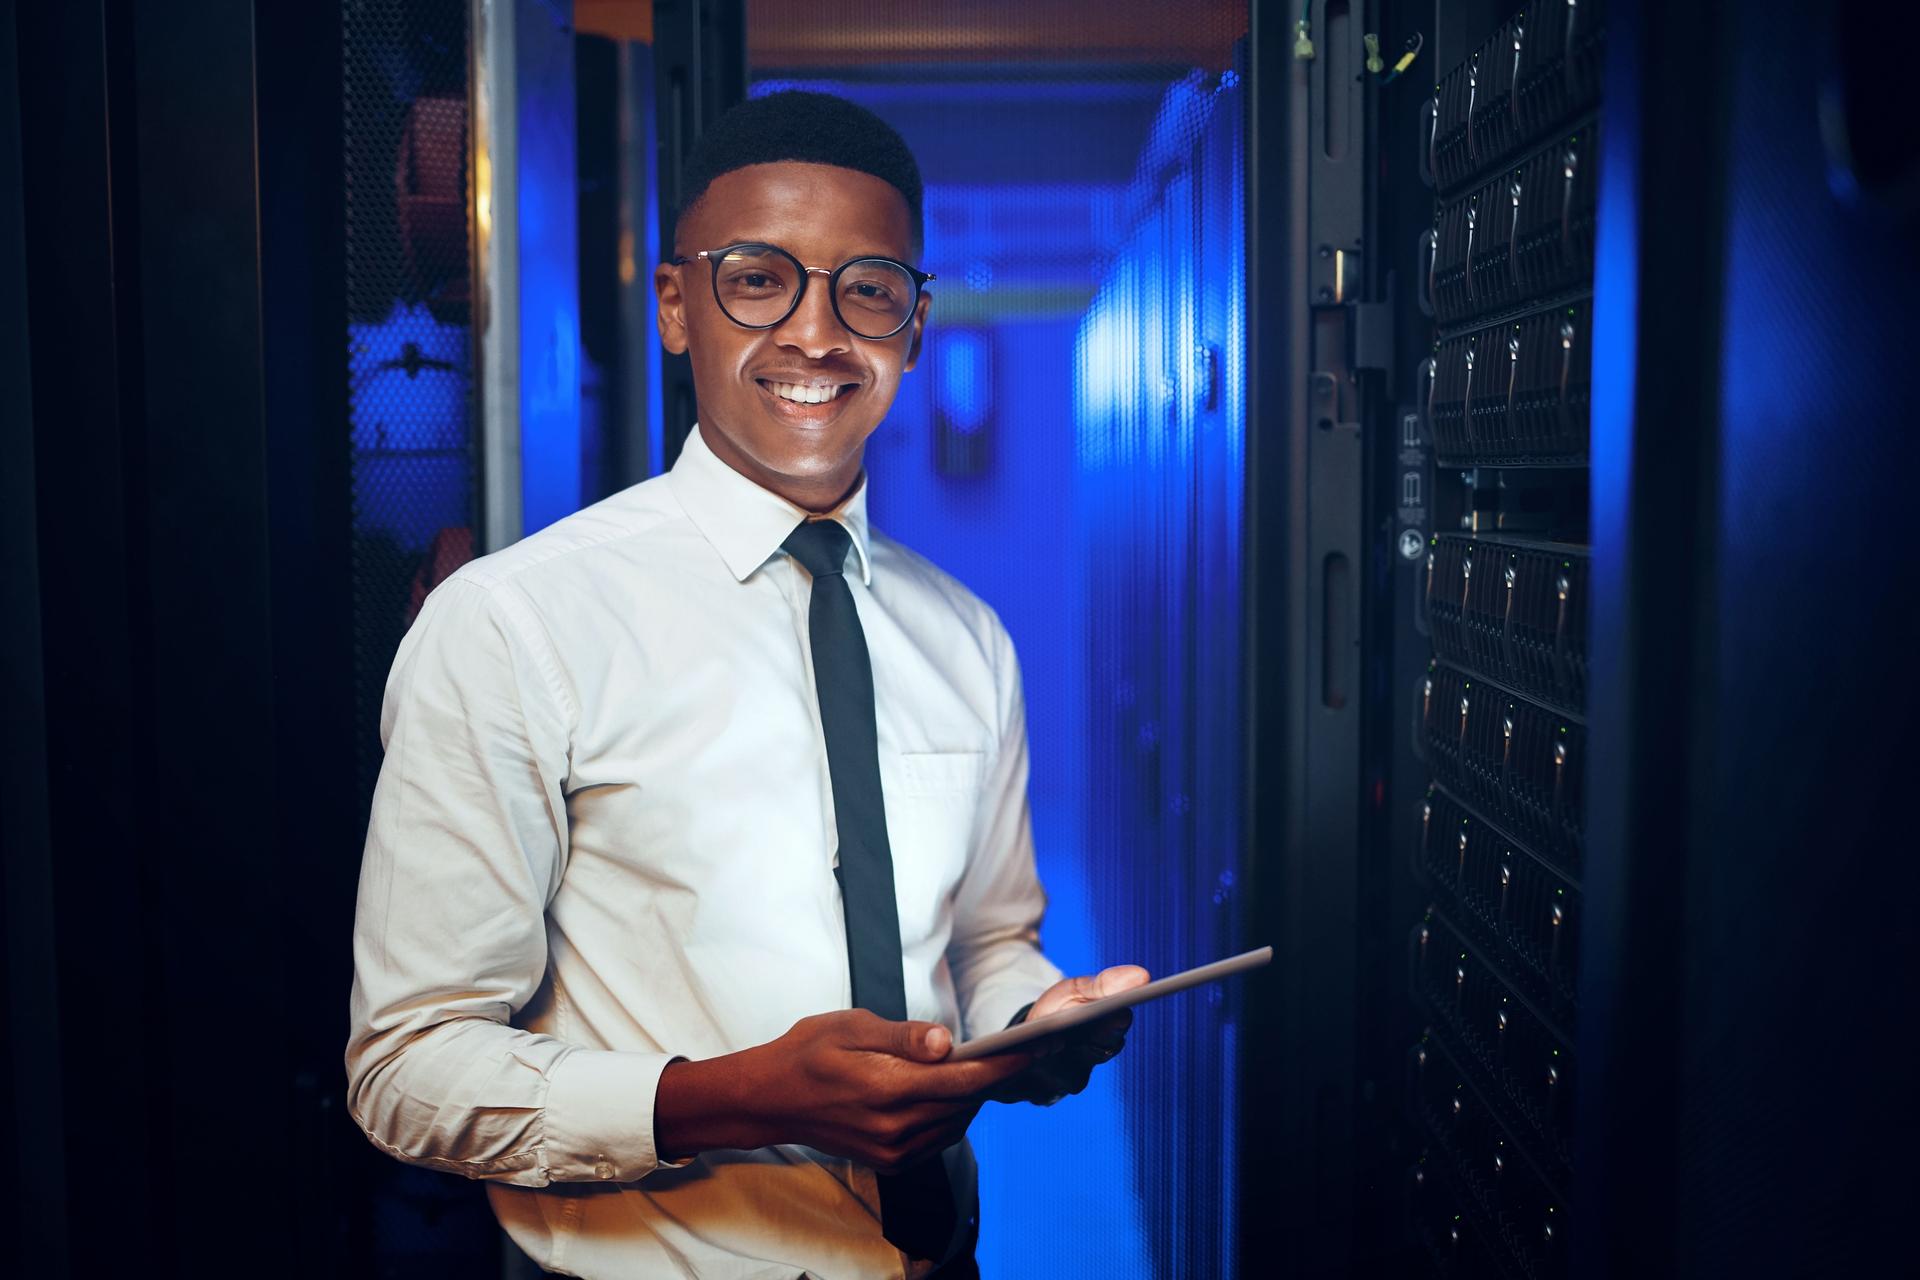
[988,965,1151,1106]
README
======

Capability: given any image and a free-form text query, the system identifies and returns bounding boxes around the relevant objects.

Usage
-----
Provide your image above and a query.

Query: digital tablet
[947,945,1273,1061]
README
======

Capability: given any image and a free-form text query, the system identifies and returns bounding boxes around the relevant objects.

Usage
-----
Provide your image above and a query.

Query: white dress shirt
[345,424,1064,1279]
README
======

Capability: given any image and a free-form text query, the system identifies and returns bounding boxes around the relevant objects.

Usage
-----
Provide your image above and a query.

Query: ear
[900,289,933,372]
[655,262,689,355]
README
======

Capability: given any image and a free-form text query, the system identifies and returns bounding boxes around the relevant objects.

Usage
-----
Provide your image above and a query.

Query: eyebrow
[698,238,915,263]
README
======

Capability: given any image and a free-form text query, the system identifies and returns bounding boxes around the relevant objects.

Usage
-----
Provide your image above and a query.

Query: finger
[897,1099,982,1144]
[1032,965,1154,1020]
[924,1115,976,1155]
[1025,976,1086,1022]
[889,1120,971,1172]
[1093,964,1151,998]
[1045,1012,1128,1059]
[916,1022,953,1061]
[905,1051,1037,1099]
[921,1103,983,1153]
[1066,1027,1127,1059]
[1027,1052,1095,1099]
[866,1018,953,1062]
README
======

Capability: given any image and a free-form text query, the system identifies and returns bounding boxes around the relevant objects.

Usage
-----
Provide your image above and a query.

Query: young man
[345,91,1144,1279]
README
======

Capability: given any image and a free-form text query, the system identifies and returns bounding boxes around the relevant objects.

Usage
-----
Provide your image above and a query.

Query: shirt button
[594,1160,614,1180]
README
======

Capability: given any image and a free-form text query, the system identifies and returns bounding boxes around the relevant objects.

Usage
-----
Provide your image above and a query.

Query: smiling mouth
[758,379,857,405]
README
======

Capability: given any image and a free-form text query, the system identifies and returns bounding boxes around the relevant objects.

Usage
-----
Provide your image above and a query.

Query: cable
[1381,31,1425,85]
[1356,29,1424,85]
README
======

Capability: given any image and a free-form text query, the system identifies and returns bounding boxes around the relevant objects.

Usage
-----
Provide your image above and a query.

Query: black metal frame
[1240,1,1378,1272]
[652,0,748,466]
[670,241,934,340]
[0,4,66,1265]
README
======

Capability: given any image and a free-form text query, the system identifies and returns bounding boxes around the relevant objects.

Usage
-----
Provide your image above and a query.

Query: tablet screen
[947,945,1273,1061]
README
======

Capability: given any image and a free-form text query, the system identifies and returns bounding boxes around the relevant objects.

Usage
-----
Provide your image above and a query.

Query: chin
[757,439,862,481]
[738,418,867,465]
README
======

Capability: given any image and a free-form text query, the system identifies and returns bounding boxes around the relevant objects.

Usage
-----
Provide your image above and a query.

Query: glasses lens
[712,245,801,327]
[836,259,917,337]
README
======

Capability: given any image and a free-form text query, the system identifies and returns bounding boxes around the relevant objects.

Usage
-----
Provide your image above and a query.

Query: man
[345,90,1145,1279]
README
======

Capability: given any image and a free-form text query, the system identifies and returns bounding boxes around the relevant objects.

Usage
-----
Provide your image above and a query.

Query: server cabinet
[1360,1,1920,1275]
[1394,3,1603,1275]
[1237,0,1613,1273]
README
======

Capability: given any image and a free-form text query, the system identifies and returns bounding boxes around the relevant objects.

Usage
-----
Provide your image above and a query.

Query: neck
[699,427,865,513]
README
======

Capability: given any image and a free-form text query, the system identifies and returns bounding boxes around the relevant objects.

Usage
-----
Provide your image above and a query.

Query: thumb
[895,1019,953,1061]
[1095,964,1151,997]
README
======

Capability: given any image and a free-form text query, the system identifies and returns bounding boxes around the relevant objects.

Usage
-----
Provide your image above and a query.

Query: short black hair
[675,90,924,249]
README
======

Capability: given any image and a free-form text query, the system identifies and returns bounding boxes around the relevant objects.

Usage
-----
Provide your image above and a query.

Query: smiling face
[654,161,930,511]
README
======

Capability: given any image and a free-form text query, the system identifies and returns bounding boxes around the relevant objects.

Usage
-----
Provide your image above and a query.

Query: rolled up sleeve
[344,575,675,1185]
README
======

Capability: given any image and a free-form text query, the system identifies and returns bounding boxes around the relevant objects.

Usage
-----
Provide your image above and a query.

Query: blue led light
[934,329,991,435]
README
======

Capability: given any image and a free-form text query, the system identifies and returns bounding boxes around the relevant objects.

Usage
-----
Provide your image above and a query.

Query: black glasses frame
[668,242,935,340]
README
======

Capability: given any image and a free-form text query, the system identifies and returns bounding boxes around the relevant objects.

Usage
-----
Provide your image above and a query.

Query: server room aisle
[8,2,1914,1276]
[743,5,1250,1275]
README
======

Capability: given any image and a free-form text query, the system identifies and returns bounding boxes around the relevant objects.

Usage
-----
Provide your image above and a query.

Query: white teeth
[767,381,845,405]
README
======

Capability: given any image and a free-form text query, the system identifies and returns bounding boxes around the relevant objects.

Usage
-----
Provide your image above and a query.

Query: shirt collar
[667,423,873,586]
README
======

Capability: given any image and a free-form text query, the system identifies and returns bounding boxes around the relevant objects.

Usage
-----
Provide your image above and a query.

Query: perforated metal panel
[343,2,494,1271]
[344,0,479,807]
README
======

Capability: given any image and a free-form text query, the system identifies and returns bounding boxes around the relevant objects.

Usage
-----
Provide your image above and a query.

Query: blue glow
[934,329,991,435]
[348,301,474,551]
[516,20,583,536]
[1586,0,1639,760]
[639,45,666,478]
[755,68,1247,1279]
[1588,64,1637,593]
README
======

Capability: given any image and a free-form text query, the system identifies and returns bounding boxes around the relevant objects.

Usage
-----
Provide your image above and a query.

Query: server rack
[1396,3,1604,1275]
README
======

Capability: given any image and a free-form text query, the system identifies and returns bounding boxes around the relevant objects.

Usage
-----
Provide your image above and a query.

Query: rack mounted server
[1403,3,1605,1276]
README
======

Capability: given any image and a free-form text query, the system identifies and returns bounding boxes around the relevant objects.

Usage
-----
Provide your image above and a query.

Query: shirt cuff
[542,1048,681,1182]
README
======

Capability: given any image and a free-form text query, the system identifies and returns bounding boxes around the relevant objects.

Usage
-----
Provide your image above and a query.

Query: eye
[726,271,784,291]
[845,280,896,301]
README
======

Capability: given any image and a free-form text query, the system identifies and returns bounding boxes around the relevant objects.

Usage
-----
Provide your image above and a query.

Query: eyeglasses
[669,242,934,340]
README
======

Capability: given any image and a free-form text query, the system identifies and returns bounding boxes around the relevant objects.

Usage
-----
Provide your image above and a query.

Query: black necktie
[781,518,957,1263]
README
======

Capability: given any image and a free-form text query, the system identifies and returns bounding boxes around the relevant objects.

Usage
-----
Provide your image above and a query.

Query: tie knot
[782,518,852,579]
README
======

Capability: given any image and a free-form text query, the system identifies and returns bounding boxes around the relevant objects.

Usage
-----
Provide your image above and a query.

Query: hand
[989,965,1150,1106]
[656,1009,1033,1173]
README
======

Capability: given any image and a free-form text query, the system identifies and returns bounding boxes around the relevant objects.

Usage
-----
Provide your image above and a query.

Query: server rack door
[1579,0,1920,1273]
[1240,3,1379,1274]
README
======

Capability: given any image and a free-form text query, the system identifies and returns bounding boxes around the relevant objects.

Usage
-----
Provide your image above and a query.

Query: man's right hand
[654,1010,1034,1173]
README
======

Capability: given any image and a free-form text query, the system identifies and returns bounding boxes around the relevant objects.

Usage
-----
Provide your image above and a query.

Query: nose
[772,267,852,360]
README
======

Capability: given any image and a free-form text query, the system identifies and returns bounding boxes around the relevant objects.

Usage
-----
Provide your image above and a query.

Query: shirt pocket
[895,750,987,798]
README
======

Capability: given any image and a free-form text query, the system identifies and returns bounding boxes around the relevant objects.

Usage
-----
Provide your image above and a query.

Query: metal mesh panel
[343,2,492,1270]
[746,6,1248,1275]
[344,0,478,808]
